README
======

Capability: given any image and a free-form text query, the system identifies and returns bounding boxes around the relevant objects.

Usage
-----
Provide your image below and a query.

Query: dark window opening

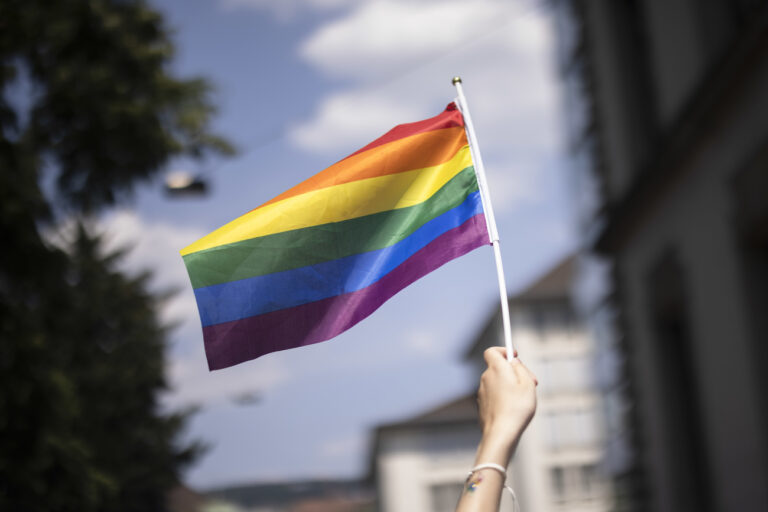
[732,153,768,469]
[646,250,712,511]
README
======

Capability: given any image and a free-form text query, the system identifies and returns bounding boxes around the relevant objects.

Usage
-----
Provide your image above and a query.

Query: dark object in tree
[0,0,234,213]
[0,1,233,510]
[165,171,209,197]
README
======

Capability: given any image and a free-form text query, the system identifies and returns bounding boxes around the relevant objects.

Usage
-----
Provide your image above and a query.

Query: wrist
[483,421,525,446]
[474,428,519,467]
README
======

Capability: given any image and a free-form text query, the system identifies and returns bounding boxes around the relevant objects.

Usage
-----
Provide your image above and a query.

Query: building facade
[372,256,612,512]
[371,396,484,512]
[465,256,611,512]
[553,1,768,510]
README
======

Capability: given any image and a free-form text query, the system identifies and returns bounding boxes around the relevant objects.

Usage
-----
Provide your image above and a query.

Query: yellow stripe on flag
[181,146,473,255]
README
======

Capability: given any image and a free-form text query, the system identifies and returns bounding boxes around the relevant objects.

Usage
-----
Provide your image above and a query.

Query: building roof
[204,480,372,510]
[377,393,478,430]
[289,497,374,512]
[368,255,578,482]
[367,393,479,482]
[463,254,576,360]
[166,485,208,512]
[511,254,576,302]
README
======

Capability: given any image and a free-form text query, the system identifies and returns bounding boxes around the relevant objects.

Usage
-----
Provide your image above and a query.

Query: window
[544,408,599,449]
[732,151,768,467]
[531,306,548,334]
[531,302,578,341]
[430,482,464,512]
[537,357,591,394]
[579,464,599,496]
[647,250,711,509]
[550,466,566,500]
[549,464,604,502]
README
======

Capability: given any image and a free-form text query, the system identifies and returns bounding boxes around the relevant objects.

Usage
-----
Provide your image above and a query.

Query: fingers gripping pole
[452,77,516,361]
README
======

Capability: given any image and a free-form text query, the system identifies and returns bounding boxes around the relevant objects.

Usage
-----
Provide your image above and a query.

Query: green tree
[0,1,233,510]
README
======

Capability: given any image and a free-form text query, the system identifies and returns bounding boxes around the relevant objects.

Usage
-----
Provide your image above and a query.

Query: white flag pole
[452,77,516,361]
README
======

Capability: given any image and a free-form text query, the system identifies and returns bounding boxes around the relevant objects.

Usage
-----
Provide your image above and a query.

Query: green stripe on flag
[183,165,479,289]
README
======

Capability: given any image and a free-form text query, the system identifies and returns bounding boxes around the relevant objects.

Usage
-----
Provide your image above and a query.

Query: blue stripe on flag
[194,191,483,326]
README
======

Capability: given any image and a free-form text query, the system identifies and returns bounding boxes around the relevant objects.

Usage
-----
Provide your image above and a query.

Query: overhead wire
[183,0,550,181]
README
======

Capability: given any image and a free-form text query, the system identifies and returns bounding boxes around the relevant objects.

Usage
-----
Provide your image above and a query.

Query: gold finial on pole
[452,76,462,85]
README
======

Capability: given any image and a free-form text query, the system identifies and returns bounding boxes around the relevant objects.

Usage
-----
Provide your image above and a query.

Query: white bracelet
[468,462,507,477]
[467,463,520,512]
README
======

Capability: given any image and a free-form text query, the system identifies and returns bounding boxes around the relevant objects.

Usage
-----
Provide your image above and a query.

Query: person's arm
[456,347,538,512]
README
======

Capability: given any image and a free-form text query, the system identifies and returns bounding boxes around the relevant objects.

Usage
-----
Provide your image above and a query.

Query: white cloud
[46,210,201,331]
[289,0,560,213]
[404,328,439,355]
[290,90,421,155]
[299,0,549,80]
[291,0,558,151]
[223,0,354,9]
[165,353,287,408]
[484,157,540,210]
[289,64,557,158]
[299,0,510,79]
[94,211,201,325]
[220,0,356,19]
[53,210,290,409]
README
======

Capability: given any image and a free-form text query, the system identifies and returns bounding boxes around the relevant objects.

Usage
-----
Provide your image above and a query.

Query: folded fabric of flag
[181,102,489,370]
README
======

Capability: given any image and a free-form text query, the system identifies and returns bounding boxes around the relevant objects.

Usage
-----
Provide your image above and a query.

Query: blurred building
[465,256,611,512]
[371,256,612,512]
[552,1,768,511]
[370,395,483,512]
[167,485,209,512]
[201,479,373,512]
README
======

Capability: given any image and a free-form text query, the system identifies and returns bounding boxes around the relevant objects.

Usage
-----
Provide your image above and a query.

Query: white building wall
[507,303,612,512]
[375,260,614,511]
[377,428,480,512]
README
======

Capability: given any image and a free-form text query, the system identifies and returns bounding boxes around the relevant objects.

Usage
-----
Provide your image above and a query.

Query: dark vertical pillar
[646,250,712,512]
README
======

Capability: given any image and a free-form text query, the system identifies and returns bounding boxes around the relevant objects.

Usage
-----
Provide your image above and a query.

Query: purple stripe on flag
[202,213,488,370]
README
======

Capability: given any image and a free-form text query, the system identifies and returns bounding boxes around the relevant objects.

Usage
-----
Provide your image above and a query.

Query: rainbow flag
[181,103,489,370]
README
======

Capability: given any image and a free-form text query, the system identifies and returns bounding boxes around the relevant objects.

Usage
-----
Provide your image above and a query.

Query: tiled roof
[381,393,478,428]
[463,253,576,359]
[511,254,575,302]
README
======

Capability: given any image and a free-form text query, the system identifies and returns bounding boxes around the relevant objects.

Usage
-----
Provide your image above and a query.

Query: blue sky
[94,0,576,489]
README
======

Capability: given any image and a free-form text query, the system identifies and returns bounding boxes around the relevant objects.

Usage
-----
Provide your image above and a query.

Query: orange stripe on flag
[256,126,467,210]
